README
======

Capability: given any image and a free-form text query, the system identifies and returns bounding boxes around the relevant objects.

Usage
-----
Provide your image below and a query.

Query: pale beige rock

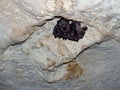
[0,0,120,83]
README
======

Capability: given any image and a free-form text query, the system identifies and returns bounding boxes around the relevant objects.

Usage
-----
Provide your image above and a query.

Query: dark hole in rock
[53,17,88,42]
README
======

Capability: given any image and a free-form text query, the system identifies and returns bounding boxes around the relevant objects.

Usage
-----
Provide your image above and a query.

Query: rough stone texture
[0,0,120,89]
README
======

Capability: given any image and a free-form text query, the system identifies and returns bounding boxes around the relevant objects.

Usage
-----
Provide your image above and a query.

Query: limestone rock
[0,0,120,83]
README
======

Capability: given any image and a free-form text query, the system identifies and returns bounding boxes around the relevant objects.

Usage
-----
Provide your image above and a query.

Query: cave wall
[0,0,120,83]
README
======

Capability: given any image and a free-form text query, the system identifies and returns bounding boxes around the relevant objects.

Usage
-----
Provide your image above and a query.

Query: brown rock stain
[65,61,83,80]
[39,41,44,47]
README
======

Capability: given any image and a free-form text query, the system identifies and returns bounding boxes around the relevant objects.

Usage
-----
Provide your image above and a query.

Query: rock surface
[0,0,120,88]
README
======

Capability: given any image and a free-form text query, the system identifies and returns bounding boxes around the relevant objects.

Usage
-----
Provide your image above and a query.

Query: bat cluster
[53,17,88,42]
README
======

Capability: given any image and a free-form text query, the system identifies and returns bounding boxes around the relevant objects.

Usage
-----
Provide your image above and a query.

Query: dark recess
[53,17,88,42]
